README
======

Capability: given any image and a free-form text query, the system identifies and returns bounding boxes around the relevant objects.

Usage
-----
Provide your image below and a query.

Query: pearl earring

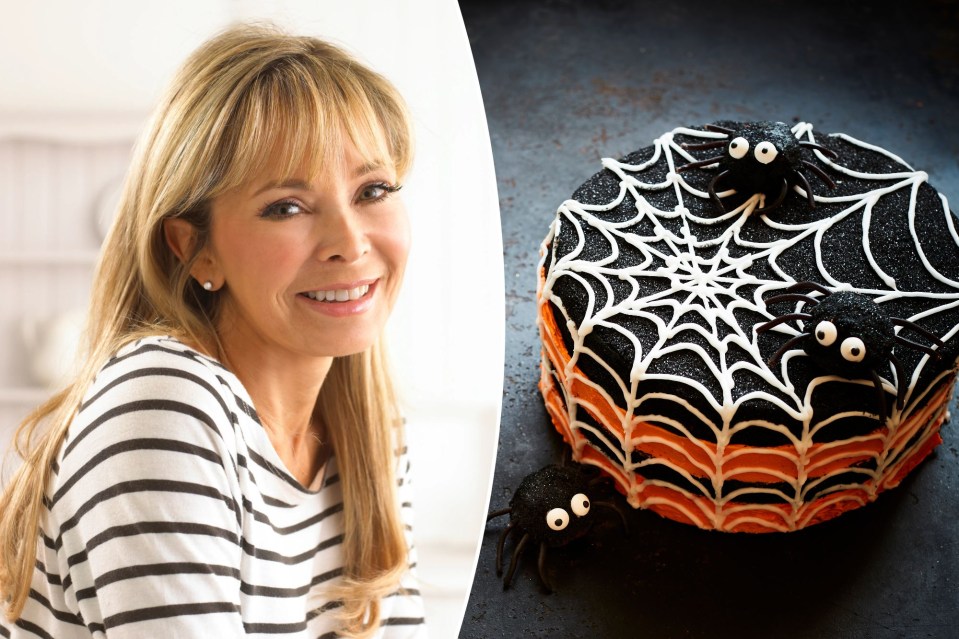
[203,281,214,291]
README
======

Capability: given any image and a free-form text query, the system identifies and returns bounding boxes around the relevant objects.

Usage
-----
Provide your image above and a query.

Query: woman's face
[203,139,410,360]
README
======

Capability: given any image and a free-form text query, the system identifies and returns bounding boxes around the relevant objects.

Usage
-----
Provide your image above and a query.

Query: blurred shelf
[0,387,50,404]
[0,112,146,143]
[0,251,100,266]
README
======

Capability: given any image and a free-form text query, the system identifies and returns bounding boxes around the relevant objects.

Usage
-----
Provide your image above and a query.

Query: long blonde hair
[0,24,413,637]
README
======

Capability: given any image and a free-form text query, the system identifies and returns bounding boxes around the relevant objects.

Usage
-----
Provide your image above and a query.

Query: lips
[297,279,378,311]
[302,283,371,302]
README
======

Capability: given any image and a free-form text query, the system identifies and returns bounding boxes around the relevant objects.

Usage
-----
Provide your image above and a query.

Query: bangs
[215,49,412,194]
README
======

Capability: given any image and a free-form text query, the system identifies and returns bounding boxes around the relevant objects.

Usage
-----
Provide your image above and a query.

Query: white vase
[20,308,87,389]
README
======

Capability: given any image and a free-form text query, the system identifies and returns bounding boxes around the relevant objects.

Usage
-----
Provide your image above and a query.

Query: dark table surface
[458,1,959,637]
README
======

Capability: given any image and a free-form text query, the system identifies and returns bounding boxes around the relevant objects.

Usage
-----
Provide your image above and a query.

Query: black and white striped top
[1,336,426,638]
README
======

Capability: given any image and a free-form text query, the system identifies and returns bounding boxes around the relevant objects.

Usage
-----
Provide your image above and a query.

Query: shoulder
[90,335,231,404]
[41,337,249,637]
[59,336,242,470]
[84,335,236,422]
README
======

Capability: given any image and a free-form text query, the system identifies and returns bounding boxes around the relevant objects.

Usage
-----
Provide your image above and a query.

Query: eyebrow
[250,162,389,197]
[353,161,386,178]
[252,178,311,197]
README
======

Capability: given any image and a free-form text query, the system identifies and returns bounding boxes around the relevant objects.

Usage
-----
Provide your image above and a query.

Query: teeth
[306,284,370,302]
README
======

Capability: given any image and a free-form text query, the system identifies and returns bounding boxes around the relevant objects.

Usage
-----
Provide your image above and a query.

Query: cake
[537,121,959,533]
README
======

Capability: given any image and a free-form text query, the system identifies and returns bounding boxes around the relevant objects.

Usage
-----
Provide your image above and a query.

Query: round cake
[537,121,959,533]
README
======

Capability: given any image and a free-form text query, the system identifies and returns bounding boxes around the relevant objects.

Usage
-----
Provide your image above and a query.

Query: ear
[163,217,195,263]
[163,218,216,281]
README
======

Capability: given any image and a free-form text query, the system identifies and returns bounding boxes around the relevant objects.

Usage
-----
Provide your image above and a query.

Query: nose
[314,206,370,263]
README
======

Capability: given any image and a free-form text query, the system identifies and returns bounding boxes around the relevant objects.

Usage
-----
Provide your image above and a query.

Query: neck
[223,342,332,437]
[214,316,334,486]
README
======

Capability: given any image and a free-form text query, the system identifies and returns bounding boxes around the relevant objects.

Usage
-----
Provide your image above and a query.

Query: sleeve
[378,444,429,638]
[49,356,248,637]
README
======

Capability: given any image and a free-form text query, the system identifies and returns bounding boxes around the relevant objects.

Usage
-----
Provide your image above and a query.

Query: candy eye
[570,493,590,517]
[815,321,837,346]
[754,141,779,164]
[841,337,866,362]
[728,137,749,159]
[546,508,570,531]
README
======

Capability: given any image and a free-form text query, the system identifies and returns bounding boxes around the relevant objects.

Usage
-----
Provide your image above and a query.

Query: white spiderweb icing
[539,122,959,531]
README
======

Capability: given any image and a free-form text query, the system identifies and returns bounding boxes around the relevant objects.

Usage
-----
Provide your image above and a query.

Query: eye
[570,493,590,517]
[815,321,837,346]
[728,137,749,160]
[754,141,779,164]
[546,507,570,531]
[840,337,866,362]
[259,199,306,219]
[357,182,401,203]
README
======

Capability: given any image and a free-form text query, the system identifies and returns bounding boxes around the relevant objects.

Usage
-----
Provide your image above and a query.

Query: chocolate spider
[677,121,838,214]
[757,281,944,424]
[486,464,626,592]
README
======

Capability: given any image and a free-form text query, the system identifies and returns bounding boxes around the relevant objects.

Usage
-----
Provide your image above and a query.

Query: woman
[0,24,425,638]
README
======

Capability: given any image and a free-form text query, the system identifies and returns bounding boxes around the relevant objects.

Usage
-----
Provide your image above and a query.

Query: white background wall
[0,2,503,636]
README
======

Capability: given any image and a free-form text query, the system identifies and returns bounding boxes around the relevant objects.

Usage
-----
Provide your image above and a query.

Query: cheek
[214,223,308,292]
[376,210,412,278]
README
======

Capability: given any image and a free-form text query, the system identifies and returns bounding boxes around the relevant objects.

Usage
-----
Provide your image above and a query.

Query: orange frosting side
[537,284,951,533]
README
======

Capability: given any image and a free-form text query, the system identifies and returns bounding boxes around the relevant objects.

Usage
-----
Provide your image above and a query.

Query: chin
[307,330,381,359]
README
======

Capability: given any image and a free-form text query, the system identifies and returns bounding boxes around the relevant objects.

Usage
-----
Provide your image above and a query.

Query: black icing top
[540,121,959,448]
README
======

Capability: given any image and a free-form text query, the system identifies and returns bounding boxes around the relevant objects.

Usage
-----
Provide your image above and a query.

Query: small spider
[757,281,944,424]
[486,464,626,592]
[677,121,838,214]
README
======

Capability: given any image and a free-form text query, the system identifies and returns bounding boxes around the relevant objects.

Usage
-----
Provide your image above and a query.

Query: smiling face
[200,140,410,362]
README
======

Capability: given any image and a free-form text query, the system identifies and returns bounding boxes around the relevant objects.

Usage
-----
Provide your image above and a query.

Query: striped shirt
[1,336,426,638]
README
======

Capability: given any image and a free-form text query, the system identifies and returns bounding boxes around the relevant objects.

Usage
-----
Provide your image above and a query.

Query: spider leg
[870,369,889,427]
[756,313,813,334]
[487,507,511,522]
[587,473,613,489]
[768,333,811,366]
[801,160,837,189]
[890,352,907,411]
[891,318,946,350]
[799,140,839,160]
[763,293,821,307]
[783,281,831,295]
[708,170,730,211]
[594,500,630,536]
[756,178,788,213]
[495,521,517,575]
[894,335,944,360]
[682,140,727,151]
[677,155,724,172]
[503,532,531,589]
[705,123,735,135]
[537,543,553,593]
[794,170,816,208]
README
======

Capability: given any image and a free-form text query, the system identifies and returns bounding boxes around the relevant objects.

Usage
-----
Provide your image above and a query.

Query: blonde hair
[0,24,413,637]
